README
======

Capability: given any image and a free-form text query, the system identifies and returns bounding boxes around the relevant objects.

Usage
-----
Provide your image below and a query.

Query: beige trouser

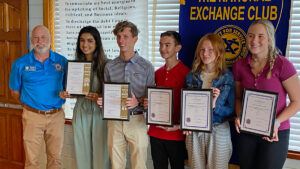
[22,108,65,169]
[107,114,149,169]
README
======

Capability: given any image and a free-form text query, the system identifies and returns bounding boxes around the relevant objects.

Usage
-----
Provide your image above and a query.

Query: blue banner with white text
[179,0,291,68]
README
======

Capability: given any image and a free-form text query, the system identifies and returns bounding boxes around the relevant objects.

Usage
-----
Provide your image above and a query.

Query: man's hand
[59,91,70,100]
[10,90,22,104]
[157,125,180,132]
[126,91,138,109]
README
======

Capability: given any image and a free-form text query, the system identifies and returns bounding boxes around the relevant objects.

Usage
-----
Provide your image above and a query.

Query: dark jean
[237,129,290,169]
[150,136,186,169]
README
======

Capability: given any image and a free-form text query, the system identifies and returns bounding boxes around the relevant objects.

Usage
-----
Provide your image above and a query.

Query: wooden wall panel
[0,41,6,98]
[0,113,8,159]
[0,0,27,103]
[5,0,21,10]
[0,3,3,31]
[0,0,27,168]
[0,107,24,169]
[11,114,23,162]
[8,4,20,31]
[8,41,21,65]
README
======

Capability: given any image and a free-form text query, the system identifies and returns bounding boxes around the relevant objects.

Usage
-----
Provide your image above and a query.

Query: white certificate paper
[103,83,129,121]
[66,61,92,95]
[181,89,212,132]
[147,87,173,126]
[240,88,278,137]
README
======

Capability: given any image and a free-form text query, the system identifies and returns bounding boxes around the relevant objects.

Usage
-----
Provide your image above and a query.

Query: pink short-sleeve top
[232,55,297,130]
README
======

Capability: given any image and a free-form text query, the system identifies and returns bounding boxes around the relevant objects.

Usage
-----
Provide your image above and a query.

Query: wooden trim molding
[43,0,55,50]
[287,151,300,160]
[65,119,72,125]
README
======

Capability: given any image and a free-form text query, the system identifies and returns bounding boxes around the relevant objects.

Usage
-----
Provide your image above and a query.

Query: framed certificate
[180,89,213,132]
[240,88,278,138]
[66,61,92,95]
[146,87,173,126]
[102,83,130,121]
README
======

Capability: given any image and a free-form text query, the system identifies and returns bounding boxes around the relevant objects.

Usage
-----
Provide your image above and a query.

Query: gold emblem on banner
[82,64,91,94]
[215,25,247,67]
[120,85,128,118]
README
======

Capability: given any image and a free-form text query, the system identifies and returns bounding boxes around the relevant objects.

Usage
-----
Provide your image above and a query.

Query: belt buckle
[43,109,52,115]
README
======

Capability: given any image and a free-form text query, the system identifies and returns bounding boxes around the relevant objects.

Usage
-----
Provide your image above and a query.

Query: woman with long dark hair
[60,26,109,169]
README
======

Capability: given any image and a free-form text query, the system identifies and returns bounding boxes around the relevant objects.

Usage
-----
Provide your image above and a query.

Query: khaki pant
[107,114,149,169]
[22,108,65,169]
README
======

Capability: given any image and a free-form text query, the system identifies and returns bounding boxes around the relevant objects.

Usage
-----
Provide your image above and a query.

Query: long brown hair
[75,26,106,92]
[192,33,227,78]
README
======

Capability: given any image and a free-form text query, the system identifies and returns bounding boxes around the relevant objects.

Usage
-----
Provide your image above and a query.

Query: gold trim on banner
[43,0,55,50]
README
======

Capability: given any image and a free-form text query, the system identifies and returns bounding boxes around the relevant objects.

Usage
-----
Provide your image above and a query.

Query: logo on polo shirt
[24,66,36,71]
[53,64,63,71]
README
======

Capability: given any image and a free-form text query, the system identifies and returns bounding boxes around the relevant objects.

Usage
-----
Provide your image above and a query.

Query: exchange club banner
[179,0,291,68]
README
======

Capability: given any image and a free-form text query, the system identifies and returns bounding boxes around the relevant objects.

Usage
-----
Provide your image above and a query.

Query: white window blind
[148,0,180,70]
[286,0,300,152]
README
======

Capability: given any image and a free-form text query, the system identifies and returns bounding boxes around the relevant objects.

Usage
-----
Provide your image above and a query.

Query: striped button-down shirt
[104,52,155,112]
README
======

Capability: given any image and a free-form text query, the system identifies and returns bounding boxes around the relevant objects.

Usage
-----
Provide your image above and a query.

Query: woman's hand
[263,123,279,142]
[59,91,70,100]
[97,97,103,108]
[212,87,220,108]
[235,117,241,133]
[183,130,192,135]
[85,92,99,101]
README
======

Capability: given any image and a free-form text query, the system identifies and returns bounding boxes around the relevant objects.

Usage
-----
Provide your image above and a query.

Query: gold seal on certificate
[66,61,92,95]
[102,83,130,121]
[180,89,213,132]
[146,87,173,126]
[240,88,278,138]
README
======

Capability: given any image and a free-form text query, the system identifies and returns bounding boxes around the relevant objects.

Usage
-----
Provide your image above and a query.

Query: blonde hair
[192,33,227,78]
[247,19,279,78]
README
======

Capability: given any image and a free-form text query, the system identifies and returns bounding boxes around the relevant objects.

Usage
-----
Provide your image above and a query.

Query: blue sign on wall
[179,0,291,68]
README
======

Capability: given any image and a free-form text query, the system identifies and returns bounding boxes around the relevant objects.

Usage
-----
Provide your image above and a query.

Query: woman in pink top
[233,19,300,169]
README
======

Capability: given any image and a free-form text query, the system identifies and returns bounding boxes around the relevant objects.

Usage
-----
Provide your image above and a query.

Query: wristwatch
[275,119,280,128]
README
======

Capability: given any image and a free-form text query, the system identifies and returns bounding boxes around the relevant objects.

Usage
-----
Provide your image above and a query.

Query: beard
[33,42,51,54]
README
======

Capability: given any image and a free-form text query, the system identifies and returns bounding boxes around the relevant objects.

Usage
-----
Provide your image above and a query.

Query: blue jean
[237,129,290,169]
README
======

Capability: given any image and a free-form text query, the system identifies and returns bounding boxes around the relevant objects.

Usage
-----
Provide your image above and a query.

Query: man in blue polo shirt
[9,25,67,169]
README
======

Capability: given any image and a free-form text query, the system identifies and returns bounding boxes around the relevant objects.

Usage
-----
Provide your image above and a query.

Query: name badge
[24,66,36,71]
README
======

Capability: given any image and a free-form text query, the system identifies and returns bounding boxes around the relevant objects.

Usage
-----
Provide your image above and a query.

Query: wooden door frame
[43,0,54,50]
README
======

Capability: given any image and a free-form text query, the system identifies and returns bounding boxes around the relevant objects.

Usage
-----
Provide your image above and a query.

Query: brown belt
[130,111,144,115]
[23,105,62,115]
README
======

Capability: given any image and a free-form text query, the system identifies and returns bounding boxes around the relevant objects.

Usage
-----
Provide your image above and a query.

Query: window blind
[286,0,300,152]
[148,0,180,70]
